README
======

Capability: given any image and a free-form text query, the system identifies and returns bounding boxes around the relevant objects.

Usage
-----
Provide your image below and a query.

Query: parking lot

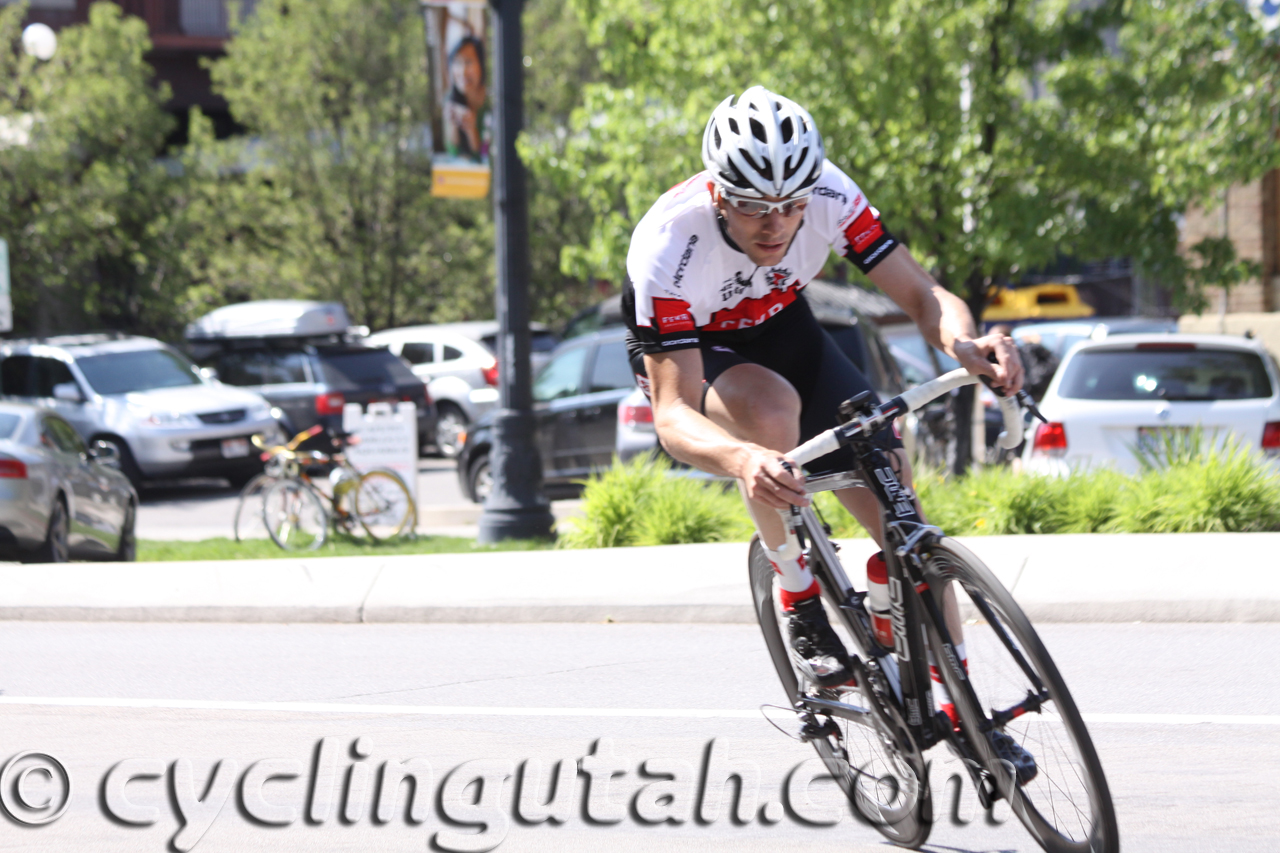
[135,458,583,542]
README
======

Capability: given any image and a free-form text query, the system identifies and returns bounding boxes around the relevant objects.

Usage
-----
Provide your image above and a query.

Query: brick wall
[1180,173,1280,314]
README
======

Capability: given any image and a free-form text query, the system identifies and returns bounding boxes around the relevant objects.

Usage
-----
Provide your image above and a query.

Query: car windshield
[318,349,414,389]
[0,413,21,439]
[75,349,201,395]
[1058,348,1274,401]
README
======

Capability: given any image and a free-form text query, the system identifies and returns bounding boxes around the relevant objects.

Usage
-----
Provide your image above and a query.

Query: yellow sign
[431,164,491,199]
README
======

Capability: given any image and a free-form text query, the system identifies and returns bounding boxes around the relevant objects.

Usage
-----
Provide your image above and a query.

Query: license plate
[221,438,250,458]
[1136,426,1190,453]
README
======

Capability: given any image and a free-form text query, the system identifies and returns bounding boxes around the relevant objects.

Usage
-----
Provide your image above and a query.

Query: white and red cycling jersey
[623,159,898,356]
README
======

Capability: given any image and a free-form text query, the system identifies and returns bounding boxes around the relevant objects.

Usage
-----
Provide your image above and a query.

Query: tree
[533,0,1280,470]
[0,2,179,337]
[205,0,495,331]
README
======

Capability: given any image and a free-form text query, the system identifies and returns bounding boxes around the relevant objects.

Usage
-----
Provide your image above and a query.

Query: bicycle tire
[748,536,932,848]
[233,473,277,542]
[921,538,1119,853]
[262,479,328,551]
[353,469,415,540]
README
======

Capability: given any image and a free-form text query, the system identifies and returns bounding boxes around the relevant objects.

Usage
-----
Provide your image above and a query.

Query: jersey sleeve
[815,161,900,274]
[625,226,704,355]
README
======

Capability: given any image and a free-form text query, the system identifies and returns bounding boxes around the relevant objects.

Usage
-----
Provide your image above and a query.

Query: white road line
[0,696,1276,725]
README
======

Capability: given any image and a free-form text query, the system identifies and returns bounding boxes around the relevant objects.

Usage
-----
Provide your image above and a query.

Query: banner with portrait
[423,0,492,199]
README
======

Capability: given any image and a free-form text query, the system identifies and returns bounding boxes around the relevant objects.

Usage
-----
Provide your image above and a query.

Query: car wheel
[435,403,469,459]
[115,501,137,562]
[97,436,144,491]
[31,498,70,564]
[468,453,492,504]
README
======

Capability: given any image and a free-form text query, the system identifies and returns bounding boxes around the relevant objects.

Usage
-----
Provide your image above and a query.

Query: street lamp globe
[21,23,57,61]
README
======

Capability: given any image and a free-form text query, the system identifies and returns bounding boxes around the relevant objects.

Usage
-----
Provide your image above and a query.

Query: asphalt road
[135,459,483,541]
[0,621,1273,852]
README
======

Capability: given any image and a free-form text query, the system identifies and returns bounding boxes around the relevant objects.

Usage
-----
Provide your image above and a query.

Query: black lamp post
[477,0,555,542]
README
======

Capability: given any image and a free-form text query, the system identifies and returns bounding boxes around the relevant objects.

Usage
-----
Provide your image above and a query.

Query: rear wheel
[31,498,70,563]
[434,403,468,459]
[467,453,492,504]
[922,538,1118,853]
[262,480,328,551]
[748,536,932,848]
[354,469,414,540]
[233,473,277,542]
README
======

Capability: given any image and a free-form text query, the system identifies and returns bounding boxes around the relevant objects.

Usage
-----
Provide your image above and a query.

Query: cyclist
[623,86,1023,717]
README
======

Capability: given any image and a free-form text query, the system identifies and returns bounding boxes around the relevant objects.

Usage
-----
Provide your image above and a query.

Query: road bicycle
[234,426,416,550]
[751,367,1118,852]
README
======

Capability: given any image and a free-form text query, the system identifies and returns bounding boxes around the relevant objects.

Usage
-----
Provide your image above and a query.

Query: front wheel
[748,536,932,848]
[233,473,277,542]
[354,469,415,540]
[922,538,1118,853]
[262,480,328,551]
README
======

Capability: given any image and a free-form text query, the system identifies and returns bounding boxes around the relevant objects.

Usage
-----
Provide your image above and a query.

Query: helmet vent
[759,158,773,180]
[780,117,793,143]
[783,149,805,180]
[749,118,767,142]
[728,117,739,135]
[713,126,722,148]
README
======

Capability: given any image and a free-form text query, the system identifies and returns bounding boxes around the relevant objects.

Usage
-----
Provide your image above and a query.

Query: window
[442,345,463,362]
[214,350,310,386]
[32,358,78,397]
[76,349,201,395]
[0,413,22,440]
[401,343,434,365]
[42,415,84,455]
[1059,349,1274,401]
[588,341,635,392]
[0,356,34,396]
[318,349,416,389]
[532,346,588,402]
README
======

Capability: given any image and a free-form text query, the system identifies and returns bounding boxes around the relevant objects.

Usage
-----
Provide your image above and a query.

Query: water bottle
[866,551,894,648]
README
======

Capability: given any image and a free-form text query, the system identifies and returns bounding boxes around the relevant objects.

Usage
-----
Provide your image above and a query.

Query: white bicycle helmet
[701,86,825,199]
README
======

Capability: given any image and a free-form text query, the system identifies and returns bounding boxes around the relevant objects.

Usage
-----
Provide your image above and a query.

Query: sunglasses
[720,191,811,218]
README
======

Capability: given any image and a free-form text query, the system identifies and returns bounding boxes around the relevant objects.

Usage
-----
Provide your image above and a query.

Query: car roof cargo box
[185,300,356,341]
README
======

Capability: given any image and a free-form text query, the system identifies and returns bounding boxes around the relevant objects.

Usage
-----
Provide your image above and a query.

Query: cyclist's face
[714,187,805,267]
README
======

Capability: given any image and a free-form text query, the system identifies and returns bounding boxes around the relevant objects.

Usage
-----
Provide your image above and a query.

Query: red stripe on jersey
[705,282,800,332]
[845,206,884,254]
[652,297,696,333]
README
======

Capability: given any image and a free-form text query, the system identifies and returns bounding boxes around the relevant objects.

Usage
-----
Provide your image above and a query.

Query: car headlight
[247,402,273,422]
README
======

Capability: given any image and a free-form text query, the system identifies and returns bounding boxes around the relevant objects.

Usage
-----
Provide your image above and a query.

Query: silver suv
[0,335,281,488]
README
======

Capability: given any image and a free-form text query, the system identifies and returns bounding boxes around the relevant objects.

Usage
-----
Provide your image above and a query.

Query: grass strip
[137,535,551,562]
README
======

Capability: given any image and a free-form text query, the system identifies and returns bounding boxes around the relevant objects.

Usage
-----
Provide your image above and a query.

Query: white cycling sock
[766,548,817,609]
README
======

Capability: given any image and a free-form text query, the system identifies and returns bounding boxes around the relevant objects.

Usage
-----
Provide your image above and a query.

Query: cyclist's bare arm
[644,349,808,510]
[866,245,1024,394]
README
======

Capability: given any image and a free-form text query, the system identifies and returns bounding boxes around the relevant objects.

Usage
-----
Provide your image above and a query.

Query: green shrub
[562,443,1280,548]
[560,454,753,548]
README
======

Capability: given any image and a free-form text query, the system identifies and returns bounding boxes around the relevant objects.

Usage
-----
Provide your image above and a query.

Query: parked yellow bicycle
[234,426,415,551]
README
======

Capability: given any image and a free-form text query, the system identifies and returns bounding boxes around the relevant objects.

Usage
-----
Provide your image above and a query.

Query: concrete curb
[0,533,1277,623]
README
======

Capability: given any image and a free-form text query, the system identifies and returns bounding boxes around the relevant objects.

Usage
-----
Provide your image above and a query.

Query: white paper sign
[341,401,418,503]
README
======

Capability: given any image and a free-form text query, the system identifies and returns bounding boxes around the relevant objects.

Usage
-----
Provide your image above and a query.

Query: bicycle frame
[786,436,1058,811]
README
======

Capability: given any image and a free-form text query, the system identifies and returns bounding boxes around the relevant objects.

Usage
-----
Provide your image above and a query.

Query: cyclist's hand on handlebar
[954,333,1024,395]
[739,447,809,509]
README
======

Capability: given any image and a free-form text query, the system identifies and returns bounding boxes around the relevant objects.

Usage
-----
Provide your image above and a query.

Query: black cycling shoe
[989,729,1038,785]
[784,596,853,688]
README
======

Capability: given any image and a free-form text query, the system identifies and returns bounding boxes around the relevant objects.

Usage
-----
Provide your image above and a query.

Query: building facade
[14,0,250,132]
[1179,174,1280,314]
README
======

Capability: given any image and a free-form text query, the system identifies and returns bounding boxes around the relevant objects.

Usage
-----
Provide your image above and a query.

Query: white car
[366,326,500,457]
[1024,334,1280,474]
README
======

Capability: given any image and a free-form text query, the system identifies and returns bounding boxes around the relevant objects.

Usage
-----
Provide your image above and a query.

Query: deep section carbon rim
[923,538,1118,853]
[748,537,931,848]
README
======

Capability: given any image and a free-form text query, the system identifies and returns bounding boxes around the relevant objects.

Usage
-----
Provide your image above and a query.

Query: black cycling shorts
[628,297,902,474]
